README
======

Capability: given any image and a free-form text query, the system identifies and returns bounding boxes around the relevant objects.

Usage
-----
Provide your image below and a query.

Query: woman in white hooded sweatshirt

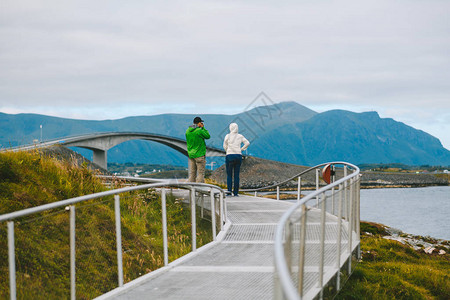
[223,123,250,196]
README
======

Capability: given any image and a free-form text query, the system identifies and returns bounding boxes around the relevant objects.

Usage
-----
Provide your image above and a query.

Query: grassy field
[0,150,214,299]
[336,222,450,300]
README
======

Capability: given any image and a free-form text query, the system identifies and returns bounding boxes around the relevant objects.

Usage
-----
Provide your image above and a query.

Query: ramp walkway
[98,193,358,300]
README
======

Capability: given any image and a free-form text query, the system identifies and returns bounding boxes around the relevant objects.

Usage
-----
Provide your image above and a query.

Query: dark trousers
[226,154,242,196]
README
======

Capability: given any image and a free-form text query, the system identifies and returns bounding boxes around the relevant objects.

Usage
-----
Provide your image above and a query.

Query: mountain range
[1,101,449,166]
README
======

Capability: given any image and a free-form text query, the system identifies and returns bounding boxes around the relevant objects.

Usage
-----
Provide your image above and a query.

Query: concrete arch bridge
[13,132,227,170]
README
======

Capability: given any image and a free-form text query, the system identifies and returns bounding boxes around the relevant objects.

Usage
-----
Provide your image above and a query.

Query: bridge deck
[97,195,357,300]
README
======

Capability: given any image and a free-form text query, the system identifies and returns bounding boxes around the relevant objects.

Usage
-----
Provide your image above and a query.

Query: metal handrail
[1,179,226,300]
[272,162,361,300]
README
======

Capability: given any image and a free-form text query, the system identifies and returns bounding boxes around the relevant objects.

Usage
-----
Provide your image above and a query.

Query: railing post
[210,189,216,241]
[284,220,293,276]
[355,176,359,236]
[161,189,169,266]
[191,188,197,251]
[7,221,16,300]
[114,195,124,287]
[347,178,354,274]
[316,169,320,207]
[200,193,204,218]
[344,166,348,219]
[336,183,343,290]
[298,204,307,297]
[277,186,280,201]
[318,193,327,295]
[297,176,302,202]
[331,165,335,214]
[69,206,76,300]
[356,175,361,260]
[219,192,224,231]
[224,192,228,219]
[352,177,357,234]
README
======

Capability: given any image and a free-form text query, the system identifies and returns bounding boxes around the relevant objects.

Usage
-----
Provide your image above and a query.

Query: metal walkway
[97,194,358,300]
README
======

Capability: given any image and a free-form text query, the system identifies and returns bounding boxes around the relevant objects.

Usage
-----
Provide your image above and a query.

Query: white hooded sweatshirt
[223,123,250,155]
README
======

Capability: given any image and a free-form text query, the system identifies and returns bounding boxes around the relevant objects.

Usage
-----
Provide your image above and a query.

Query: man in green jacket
[186,116,211,182]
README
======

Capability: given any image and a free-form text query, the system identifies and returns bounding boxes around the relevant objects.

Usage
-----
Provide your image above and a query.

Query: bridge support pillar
[93,149,107,170]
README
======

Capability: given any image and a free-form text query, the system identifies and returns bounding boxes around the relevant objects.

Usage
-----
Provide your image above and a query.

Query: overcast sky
[1,0,449,150]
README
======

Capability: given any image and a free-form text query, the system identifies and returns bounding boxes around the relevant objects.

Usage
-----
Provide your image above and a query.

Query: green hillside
[0,149,213,299]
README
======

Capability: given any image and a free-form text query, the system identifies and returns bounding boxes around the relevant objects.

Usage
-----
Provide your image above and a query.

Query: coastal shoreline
[362,221,449,256]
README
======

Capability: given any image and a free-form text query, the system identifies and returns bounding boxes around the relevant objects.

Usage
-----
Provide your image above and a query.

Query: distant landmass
[1,101,449,166]
[251,109,450,166]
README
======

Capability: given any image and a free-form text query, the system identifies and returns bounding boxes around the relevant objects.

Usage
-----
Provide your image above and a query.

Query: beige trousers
[188,156,206,183]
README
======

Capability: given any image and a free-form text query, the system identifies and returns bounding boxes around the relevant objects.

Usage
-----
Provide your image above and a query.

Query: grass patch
[336,222,450,300]
[0,150,214,299]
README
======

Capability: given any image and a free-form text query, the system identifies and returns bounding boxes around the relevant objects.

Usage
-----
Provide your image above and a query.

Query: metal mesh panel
[224,224,278,241]
[228,211,286,224]
[227,201,292,211]
[109,272,274,300]
[182,243,275,267]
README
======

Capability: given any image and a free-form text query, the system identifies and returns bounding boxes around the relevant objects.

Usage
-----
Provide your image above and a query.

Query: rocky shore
[210,156,449,189]
[363,223,449,256]
[360,171,448,188]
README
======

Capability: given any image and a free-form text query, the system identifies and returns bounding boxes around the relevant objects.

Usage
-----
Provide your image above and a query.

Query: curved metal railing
[242,162,343,202]
[0,178,226,300]
[266,162,361,300]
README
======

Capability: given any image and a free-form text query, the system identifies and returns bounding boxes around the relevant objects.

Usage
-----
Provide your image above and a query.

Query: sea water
[360,186,450,240]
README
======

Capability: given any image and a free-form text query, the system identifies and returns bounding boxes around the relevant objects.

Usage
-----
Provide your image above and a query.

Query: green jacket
[185,126,211,158]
